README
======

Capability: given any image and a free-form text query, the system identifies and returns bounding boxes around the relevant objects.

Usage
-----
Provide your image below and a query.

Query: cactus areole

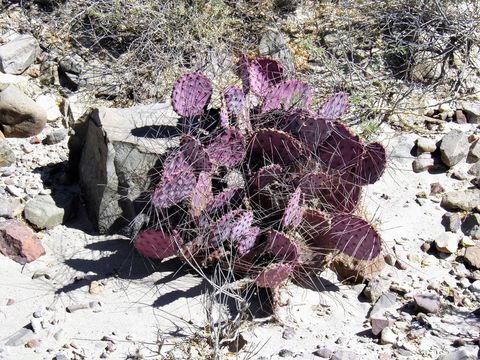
[133,54,387,306]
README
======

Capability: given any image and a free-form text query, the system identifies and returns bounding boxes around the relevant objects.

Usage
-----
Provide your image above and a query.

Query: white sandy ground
[0,124,479,359]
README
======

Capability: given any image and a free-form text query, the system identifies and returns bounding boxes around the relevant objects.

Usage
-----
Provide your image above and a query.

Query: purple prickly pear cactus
[318,92,349,120]
[180,135,211,173]
[248,57,284,95]
[190,171,213,218]
[208,209,254,247]
[357,142,386,185]
[247,129,304,170]
[282,187,304,229]
[328,214,382,260]
[134,230,183,259]
[255,263,292,288]
[220,86,245,127]
[238,54,251,94]
[237,226,260,256]
[171,72,213,117]
[261,80,312,113]
[318,122,364,171]
[207,127,245,167]
[152,151,197,208]
[266,230,299,262]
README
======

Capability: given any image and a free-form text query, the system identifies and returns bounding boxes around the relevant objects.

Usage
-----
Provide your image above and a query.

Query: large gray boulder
[70,103,178,235]
[439,130,469,167]
[0,34,40,74]
[0,86,47,137]
[24,193,75,230]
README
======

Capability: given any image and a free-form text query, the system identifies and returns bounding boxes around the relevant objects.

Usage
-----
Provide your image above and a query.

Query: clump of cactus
[134,55,386,308]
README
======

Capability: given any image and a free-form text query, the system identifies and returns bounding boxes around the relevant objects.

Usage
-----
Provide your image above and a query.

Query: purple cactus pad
[134,230,183,259]
[220,86,245,127]
[190,171,213,218]
[237,226,260,256]
[255,263,292,288]
[328,214,382,260]
[282,187,304,229]
[248,57,284,95]
[318,92,349,120]
[171,72,213,117]
[207,127,245,167]
[180,135,212,173]
[261,80,312,113]
[357,142,386,185]
[266,230,299,262]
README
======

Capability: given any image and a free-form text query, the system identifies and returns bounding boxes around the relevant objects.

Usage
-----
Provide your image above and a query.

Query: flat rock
[0,34,40,74]
[69,103,178,235]
[330,253,385,283]
[313,348,333,358]
[461,213,480,239]
[4,328,35,347]
[437,349,477,360]
[459,101,480,124]
[0,73,29,92]
[464,246,480,269]
[416,137,437,153]
[0,86,47,137]
[331,350,358,360]
[434,232,459,254]
[363,277,391,303]
[439,130,470,167]
[441,189,480,211]
[24,193,73,230]
[0,219,45,264]
[0,139,15,166]
[469,140,480,162]
[380,327,397,345]
[371,292,397,317]
[413,293,441,314]
[0,197,22,218]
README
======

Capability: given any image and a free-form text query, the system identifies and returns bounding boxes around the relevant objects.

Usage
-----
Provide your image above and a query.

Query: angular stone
[371,317,394,336]
[442,212,462,232]
[469,141,480,162]
[330,253,385,283]
[371,292,397,317]
[35,94,62,122]
[0,86,47,137]
[464,246,480,269]
[413,293,441,314]
[331,350,358,360]
[45,128,68,145]
[461,213,480,240]
[0,197,22,218]
[380,327,397,345]
[441,189,480,211]
[454,110,467,124]
[440,130,469,167]
[259,30,295,74]
[412,153,434,173]
[69,103,178,235]
[4,328,35,347]
[416,137,437,153]
[364,277,391,303]
[24,193,74,230]
[0,139,15,167]
[459,101,480,124]
[430,182,445,195]
[0,73,29,92]
[468,161,480,176]
[0,219,45,264]
[434,232,459,254]
[0,34,40,74]
[410,51,442,82]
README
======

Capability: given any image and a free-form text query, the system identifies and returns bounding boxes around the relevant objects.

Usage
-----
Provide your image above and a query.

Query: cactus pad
[208,210,253,247]
[191,171,213,218]
[237,226,260,256]
[249,57,284,95]
[318,122,364,171]
[266,230,299,262]
[207,127,245,167]
[357,142,386,185]
[171,72,213,117]
[282,187,304,229]
[255,263,292,288]
[134,230,183,259]
[220,86,245,127]
[180,135,211,173]
[261,80,312,113]
[328,214,382,260]
[238,54,251,94]
[247,129,304,170]
[318,92,349,120]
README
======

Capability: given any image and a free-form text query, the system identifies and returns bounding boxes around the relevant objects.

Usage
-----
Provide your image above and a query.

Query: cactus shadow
[55,238,185,294]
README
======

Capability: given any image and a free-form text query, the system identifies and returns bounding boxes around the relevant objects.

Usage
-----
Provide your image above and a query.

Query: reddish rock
[330,252,385,283]
[455,110,467,124]
[0,219,45,264]
[0,130,4,139]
